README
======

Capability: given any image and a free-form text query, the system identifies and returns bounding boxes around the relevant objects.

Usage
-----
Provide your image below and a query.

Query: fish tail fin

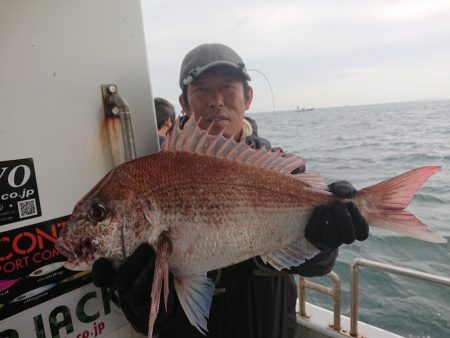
[359,166,446,243]
[147,241,170,338]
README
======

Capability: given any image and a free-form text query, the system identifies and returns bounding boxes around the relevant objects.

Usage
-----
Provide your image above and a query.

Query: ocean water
[248,100,450,338]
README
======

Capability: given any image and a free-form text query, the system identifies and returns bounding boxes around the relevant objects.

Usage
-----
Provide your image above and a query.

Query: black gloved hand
[305,181,369,250]
[91,243,176,335]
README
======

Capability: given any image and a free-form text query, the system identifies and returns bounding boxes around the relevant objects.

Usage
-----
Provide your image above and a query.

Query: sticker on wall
[10,283,57,303]
[0,215,94,320]
[28,261,65,278]
[0,158,42,226]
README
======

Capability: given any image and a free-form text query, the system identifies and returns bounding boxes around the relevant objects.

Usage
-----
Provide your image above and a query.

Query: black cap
[179,43,251,89]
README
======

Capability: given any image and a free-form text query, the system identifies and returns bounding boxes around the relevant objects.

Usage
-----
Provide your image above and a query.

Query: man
[154,97,176,145]
[92,43,368,338]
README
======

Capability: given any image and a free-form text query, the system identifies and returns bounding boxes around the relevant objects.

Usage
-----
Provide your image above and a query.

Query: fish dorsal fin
[294,173,329,191]
[161,113,306,175]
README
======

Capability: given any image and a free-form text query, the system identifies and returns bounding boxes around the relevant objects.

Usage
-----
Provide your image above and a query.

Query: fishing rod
[247,68,276,113]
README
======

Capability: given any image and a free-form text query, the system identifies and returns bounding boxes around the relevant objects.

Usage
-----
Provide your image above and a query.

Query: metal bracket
[101,84,137,161]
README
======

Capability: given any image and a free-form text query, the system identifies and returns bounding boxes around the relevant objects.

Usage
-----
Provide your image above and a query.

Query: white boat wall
[1,1,157,336]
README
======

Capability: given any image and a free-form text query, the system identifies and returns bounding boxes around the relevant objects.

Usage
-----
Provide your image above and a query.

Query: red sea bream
[56,115,446,337]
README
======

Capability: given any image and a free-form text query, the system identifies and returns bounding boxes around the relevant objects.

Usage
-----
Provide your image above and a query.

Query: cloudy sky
[141,0,450,113]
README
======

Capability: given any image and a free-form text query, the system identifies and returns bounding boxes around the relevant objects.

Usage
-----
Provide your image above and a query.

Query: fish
[56,114,447,337]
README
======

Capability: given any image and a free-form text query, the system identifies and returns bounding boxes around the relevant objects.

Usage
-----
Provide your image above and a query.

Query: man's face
[179,72,253,139]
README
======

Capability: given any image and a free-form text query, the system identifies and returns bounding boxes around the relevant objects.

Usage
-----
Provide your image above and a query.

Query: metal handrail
[350,258,450,337]
[298,271,342,331]
[101,84,137,162]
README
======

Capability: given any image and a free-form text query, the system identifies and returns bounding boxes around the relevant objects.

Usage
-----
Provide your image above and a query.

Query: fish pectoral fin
[261,238,320,271]
[147,240,170,337]
[174,273,215,334]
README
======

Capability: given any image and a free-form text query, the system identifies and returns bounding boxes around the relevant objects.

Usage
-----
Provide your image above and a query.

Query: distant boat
[295,106,314,112]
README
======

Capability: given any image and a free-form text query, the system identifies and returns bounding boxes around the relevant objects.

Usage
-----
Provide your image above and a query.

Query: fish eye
[88,203,107,222]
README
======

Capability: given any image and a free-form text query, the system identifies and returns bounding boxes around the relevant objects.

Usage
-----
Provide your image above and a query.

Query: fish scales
[116,151,324,275]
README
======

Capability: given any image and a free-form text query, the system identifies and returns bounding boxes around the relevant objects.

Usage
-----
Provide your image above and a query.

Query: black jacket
[158,251,337,338]
[157,116,338,338]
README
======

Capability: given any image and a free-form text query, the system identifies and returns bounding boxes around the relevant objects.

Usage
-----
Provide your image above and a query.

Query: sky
[141,0,450,113]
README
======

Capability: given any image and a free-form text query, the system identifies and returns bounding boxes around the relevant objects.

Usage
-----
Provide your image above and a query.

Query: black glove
[305,181,369,250]
[92,243,176,334]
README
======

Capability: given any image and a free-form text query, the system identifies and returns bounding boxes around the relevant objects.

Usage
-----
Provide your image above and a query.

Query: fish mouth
[56,238,93,271]
[56,238,77,260]
[63,260,92,271]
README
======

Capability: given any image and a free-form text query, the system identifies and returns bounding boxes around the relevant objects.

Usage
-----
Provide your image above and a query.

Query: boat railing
[350,258,450,337]
[299,258,450,337]
[298,271,342,332]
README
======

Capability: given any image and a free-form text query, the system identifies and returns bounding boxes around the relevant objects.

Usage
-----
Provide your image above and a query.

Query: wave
[383,153,447,163]
[413,193,446,204]
[251,102,450,338]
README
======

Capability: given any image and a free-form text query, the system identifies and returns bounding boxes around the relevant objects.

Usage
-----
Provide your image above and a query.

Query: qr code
[18,198,38,218]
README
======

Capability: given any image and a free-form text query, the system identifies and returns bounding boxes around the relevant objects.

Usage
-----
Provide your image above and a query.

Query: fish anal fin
[261,238,320,271]
[174,273,215,335]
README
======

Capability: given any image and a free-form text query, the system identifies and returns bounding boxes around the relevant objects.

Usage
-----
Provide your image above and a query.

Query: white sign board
[0,1,158,336]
